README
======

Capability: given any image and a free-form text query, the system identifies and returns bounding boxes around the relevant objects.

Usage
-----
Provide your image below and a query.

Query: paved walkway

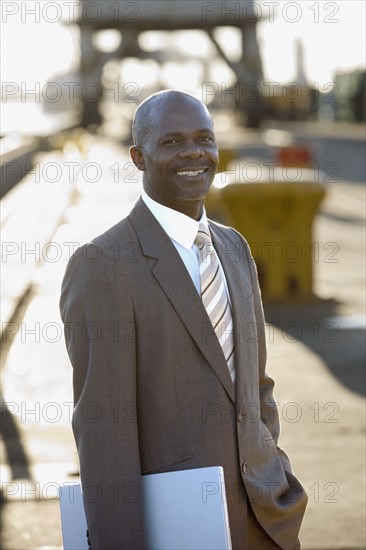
[1,130,365,549]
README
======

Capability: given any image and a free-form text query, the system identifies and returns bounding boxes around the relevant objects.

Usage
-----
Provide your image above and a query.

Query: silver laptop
[59,466,232,550]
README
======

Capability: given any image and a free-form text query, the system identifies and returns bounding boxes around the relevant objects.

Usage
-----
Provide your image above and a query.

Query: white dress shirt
[142,192,230,298]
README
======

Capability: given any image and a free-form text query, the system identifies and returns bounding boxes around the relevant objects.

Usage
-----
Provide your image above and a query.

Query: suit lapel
[129,199,236,404]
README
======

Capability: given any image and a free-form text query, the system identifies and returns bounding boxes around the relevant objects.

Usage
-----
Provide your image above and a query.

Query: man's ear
[130,145,146,171]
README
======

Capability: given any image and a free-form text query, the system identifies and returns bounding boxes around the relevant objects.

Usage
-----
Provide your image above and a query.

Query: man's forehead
[149,96,213,132]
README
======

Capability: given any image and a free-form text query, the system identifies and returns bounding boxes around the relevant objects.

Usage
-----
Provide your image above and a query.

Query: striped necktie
[195,223,236,382]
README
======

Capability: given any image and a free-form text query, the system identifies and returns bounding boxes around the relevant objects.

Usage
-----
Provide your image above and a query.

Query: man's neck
[143,192,204,221]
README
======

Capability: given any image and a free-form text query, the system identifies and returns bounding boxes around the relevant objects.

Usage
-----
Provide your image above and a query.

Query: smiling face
[130,93,219,219]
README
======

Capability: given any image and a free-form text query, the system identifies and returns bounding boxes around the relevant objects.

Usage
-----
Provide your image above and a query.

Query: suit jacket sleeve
[60,243,145,549]
[233,229,293,475]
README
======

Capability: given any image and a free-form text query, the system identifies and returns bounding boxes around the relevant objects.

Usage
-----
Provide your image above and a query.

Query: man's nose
[178,146,204,159]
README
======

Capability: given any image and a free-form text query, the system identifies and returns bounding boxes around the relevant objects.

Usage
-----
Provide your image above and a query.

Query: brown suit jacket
[60,198,307,549]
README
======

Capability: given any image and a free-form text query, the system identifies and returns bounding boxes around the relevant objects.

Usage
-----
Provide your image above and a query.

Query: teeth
[177,169,205,176]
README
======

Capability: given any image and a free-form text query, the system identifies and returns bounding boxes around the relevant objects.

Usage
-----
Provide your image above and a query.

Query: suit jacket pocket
[141,454,194,475]
[259,418,275,442]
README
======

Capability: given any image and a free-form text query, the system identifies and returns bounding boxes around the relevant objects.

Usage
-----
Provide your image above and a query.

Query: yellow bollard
[217,149,236,173]
[207,172,326,302]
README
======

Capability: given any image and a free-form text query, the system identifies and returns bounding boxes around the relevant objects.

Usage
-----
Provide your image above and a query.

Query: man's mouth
[176,168,207,177]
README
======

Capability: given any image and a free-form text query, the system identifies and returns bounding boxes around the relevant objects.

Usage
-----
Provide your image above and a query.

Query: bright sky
[257,0,366,84]
[1,1,365,98]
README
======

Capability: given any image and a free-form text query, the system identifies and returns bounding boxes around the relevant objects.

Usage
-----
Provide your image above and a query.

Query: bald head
[132,90,212,147]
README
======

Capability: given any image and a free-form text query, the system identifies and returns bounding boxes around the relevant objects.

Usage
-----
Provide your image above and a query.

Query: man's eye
[164,139,179,144]
[199,136,214,142]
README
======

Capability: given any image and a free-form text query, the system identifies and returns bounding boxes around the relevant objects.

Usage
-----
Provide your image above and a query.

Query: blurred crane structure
[72,0,264,128]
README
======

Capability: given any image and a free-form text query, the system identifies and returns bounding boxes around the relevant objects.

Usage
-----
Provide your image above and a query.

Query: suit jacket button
[242,463,248,474]
[238,411,244,422]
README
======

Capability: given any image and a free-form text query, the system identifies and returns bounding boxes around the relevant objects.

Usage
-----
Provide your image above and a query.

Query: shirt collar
[142,191,208,250]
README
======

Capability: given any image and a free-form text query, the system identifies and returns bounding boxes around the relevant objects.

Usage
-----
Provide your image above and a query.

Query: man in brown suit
[60,90,307,549]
